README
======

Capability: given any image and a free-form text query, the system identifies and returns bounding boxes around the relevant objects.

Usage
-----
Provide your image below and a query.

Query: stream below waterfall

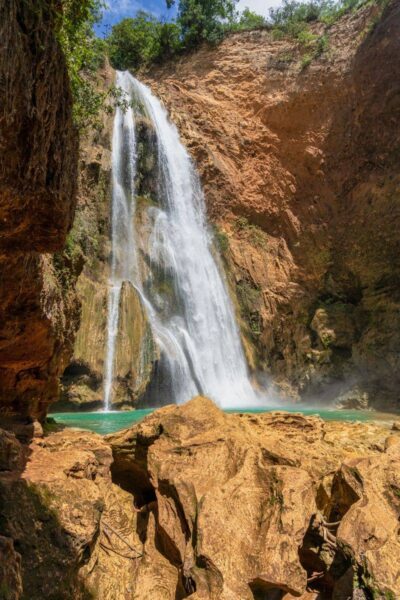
[51,407,381,435]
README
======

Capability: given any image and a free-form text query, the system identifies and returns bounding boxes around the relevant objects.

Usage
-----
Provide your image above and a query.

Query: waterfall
[104,70,261,410]
[103,95,138,411]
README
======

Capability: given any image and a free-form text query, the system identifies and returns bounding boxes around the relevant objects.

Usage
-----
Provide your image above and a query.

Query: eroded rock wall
[58,74,159,411]
[144,0,400,408]
[0,0,79,420]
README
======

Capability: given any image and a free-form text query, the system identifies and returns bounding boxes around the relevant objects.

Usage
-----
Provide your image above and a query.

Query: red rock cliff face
[145,1,400,407]
[0,0,79,419]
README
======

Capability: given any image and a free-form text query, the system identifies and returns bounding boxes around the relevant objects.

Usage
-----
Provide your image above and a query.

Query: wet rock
[335,387,370,410]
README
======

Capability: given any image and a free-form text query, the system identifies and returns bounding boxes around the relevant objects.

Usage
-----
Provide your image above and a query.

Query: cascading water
[104,70,261,410]
[103,92,138,411]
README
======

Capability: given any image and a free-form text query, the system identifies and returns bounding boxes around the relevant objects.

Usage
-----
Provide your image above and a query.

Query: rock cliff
[143,0,400,408]
[2,397,400,598]
[0,0,79,420]
[56,71,159,412]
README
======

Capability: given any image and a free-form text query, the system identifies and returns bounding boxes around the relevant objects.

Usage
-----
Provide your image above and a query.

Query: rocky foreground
[1,397,400,599]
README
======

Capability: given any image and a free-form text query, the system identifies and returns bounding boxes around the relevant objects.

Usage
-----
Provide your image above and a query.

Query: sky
[95,0,282,36]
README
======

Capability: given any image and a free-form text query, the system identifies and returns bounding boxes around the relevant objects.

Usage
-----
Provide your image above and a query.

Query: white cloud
[105,0,135,15]
[237,0,282,18]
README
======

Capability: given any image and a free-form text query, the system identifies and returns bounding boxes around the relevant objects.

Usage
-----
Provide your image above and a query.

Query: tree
[108,12,159,70]
[269,0,335,28]
[232,8,267,30]
[166,0,238,47]
[108,12,182,70]
[156,22,182,61]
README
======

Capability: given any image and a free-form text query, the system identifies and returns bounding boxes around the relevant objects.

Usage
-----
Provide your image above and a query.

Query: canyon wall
[144,0,400,408]
[57,79,159,412]
[0,0,79,420]
[3,0,398,417]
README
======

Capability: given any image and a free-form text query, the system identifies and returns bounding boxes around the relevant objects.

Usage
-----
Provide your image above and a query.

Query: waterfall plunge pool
[49,406,387,436]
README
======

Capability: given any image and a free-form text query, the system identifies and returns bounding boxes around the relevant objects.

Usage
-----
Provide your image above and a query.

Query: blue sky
[95,0,282,36]
[95,0,177,36]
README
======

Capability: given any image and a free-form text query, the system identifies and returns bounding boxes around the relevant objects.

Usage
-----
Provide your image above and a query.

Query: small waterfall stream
[104,70,260,410]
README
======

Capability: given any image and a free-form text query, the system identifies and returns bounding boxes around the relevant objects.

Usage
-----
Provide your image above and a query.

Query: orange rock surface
[144,1,400,408]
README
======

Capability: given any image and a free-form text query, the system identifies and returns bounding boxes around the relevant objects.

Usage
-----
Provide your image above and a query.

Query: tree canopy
[167,0,238,47]
[108,12,181,70]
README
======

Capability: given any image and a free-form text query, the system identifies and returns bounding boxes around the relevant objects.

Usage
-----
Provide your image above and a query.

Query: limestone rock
[0,428,140,600]
[144,0,400,407]
[2,400,400,598]
[107,396,400,598]
[335,440,400,596]
[0,535,22,600]
[0,430,24,472]
[0,0,79,419]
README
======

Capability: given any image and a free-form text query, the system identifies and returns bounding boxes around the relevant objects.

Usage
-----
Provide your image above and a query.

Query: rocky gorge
[1,0,400,598]
[53,0,400,412]
[143,0,400,409]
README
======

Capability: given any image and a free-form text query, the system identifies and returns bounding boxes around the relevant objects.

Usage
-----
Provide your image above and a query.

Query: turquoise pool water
[50,406,374,435]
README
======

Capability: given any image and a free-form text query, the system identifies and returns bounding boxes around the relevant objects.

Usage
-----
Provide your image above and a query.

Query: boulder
[107,396,400,598]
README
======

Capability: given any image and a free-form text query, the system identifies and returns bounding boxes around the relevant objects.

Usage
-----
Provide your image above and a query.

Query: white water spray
[104,71,261,410]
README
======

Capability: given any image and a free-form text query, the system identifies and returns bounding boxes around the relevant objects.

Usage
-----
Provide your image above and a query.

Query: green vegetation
[56,0,107,129]
[213,225,230,255]
[225,8,267,32]
[235,217,266,248]
[58,0,388,124]
[167,0,237,47]
[269,0,386,67]
[236,280,262,337]
[268,470,284,508]
[268,0,379,33]
[354,558,395,599]
[108,11,181,70]
[107,2,269,71]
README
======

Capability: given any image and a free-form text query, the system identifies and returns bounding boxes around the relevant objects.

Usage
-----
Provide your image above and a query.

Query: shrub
[234,217,266,248]
[301,53,313,68]
[108,12,160,70]
[236,281,262,337]
[230,8,268,31]
[213,225,230,254]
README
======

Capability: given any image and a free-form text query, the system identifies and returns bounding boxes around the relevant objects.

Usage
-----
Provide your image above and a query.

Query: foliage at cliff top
[108,12,181,71]
[166,0,238,47]
[106,0,387,72]
[58,0,388,126]
[269,0,389,34]
[107,1,268,71]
